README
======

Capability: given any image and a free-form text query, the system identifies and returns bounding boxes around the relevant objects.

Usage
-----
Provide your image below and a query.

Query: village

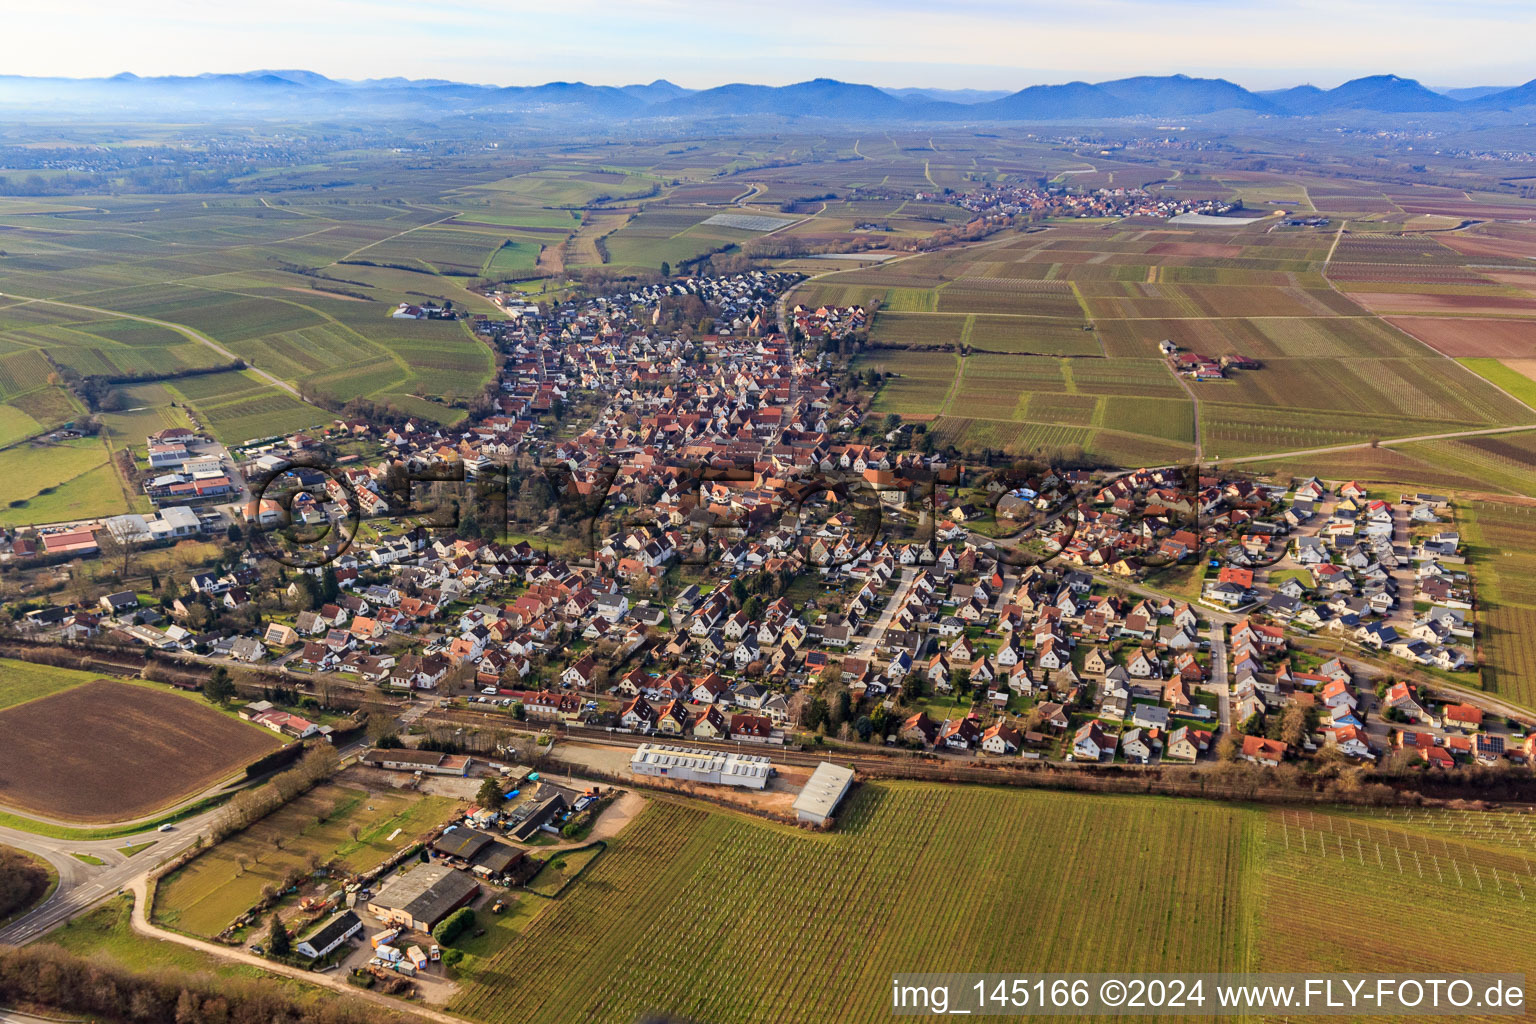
[925,179,1244,221]
[1,265,1526,783]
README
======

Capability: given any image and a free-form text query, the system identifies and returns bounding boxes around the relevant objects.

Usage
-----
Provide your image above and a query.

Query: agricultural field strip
[0,294,301,399]
[324,210,462,266]
[166,282,417,391]
[1314,219,1536,423]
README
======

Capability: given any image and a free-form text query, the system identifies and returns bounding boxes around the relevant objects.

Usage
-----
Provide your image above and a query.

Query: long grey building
[629,743,772,789]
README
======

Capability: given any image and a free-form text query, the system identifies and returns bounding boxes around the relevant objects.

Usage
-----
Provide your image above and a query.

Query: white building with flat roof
[792,762,855,826]
[629,743,772,789]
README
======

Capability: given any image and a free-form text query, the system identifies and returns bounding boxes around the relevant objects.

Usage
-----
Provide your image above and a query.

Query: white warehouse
[629,743,773,789]
[792,761,855,826]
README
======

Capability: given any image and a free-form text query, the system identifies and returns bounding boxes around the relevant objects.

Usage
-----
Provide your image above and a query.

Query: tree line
[0,847,48,920]
[0,943,422,1024]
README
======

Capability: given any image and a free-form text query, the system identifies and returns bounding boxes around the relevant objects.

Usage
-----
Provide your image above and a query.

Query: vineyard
[1255,807,1535,1024]
[1462,500,1536,708]
[449,784,1259,1024]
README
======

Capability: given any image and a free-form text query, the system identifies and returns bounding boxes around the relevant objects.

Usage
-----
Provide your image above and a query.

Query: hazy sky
[7,0,1534,90]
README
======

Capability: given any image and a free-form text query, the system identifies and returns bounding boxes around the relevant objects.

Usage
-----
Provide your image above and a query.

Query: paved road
[851,567,916,660]
[0,735,370,947]
[1,1011,81,1024]
[0,806,223,946]
[1205,625,1231,734]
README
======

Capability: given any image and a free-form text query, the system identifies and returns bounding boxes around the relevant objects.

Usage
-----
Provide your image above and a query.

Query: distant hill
[621,79,694,104]
[1470,78,1536,110]
[1094,74,1274,115]
[974,82,1124,120]
[1268,75,1458,114]
[658,78,913,118]
[1437,85,1511,101]
[0,68,1525,123]
[883,87,1012,104]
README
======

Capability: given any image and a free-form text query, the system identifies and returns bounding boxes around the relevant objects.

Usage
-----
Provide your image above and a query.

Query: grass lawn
[153,784,457,937]
[525,843,605,897]
[445,892,546,981]
[0,657,103,711]
[47,894,327,1001]
[1266,568,1315,589]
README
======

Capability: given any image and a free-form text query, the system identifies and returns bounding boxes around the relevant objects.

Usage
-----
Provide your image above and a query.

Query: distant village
[925,181,1242,221]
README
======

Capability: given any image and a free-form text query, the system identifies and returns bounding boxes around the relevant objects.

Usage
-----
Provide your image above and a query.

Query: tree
[202,666,234,705]
[816,662,841,693]
[95,529,137,580]
[476,777,505,812]
[320,566,339,603]
[830,688,852,729]
[803,697,830,731]
[1280,703,1308,749]
[266,914,290,958]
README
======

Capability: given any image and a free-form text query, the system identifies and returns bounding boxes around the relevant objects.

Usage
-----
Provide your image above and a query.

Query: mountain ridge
[0,70,1532,121]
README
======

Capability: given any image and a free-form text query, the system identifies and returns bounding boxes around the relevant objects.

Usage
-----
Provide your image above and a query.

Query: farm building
[504,788,571,842]
[361,748,474,776]
[295,910,362,960]
[792,762,855,826]
[367,863,479,932]
[629,743,772,789]
[430,827,526,878]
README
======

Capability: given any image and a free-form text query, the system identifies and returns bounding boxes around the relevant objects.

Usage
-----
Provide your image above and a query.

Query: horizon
[8,67,1532,97]
[7,0,1536,93]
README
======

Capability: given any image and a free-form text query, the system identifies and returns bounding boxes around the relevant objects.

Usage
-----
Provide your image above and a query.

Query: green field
[448,784,1536,1024]
[0,438,134,526]
[0,659,107,710]
[153,783,457,938]
[1461,500,1536,709]
[48,894,332,1002]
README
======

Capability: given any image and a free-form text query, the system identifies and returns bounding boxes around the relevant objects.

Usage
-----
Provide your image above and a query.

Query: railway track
[420,708,1109,784]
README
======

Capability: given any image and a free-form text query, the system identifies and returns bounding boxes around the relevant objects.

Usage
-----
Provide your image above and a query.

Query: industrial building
[361,748,474,776]
[366,863,479,931]
[792,762,855,826]
[629,743,773,789]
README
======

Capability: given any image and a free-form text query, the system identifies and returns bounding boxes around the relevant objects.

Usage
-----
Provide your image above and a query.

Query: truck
[370,928,400,950]
[407,945,428,970]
